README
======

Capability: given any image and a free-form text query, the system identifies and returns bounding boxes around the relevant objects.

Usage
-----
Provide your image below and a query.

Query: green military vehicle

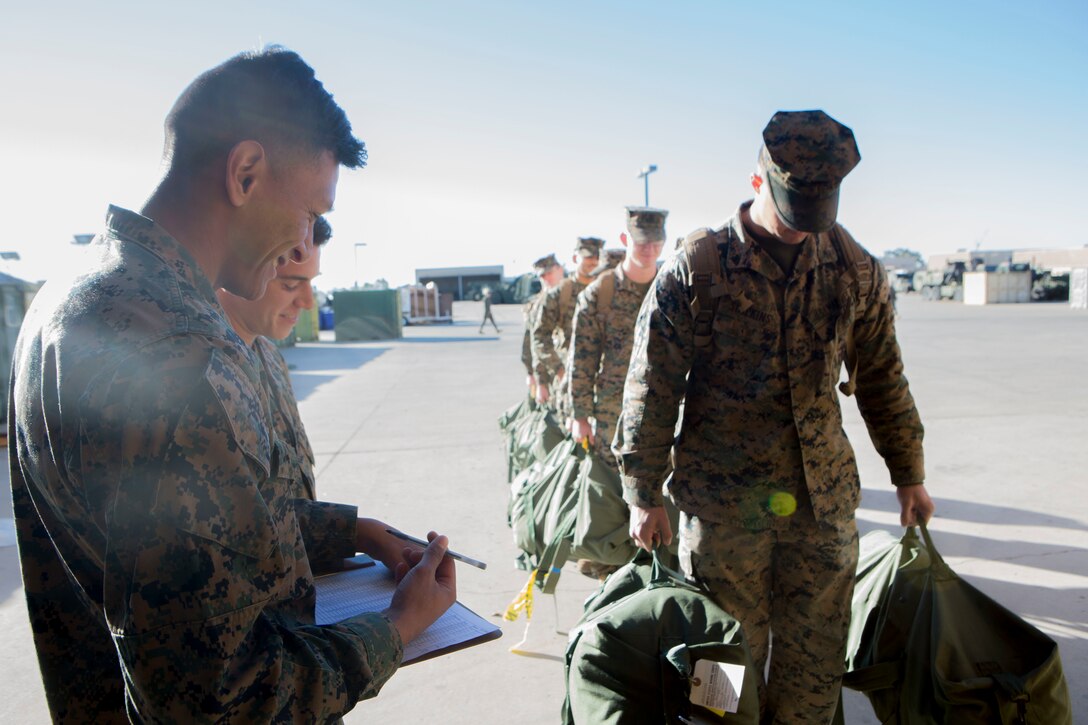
[466,273,541,304]
[913,262,966,301]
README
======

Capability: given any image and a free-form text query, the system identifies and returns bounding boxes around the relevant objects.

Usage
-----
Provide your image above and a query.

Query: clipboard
[314,562,502,665]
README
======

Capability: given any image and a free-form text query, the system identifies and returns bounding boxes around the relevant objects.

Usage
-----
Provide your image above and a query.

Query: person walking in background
[480,287,500,333]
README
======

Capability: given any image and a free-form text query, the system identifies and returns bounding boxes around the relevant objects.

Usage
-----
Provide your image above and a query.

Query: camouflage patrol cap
[575,236,605,258]
[624,207,668,244]
[760,110,860,233]
[533,253,560,273]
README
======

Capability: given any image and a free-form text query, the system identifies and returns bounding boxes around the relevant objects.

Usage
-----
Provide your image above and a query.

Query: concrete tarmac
[1,294,1085,722]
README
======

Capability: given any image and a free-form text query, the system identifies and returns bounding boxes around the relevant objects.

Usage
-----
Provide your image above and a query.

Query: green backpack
[842,524,1073,724]
[562,550,761,724]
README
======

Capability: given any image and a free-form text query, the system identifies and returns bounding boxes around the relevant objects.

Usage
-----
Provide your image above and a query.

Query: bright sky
[1,0,1085,290]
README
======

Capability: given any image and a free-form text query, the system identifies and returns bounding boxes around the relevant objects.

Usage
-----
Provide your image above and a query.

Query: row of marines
[517,108,935,722]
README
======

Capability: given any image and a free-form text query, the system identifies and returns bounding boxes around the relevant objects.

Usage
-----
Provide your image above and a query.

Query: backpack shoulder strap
[827,225,875,396]
[558,279,573,320]
[596,270,616,320]
[828,225,874,303]
[682,228,727,350]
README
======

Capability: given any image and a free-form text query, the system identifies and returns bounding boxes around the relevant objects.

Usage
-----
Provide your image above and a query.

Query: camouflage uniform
[569,265,653,468]
[9,206,402,723]
[521,293,544,377]
[530,276,586,418]
[254,335,316,500]
[615,206,924,721]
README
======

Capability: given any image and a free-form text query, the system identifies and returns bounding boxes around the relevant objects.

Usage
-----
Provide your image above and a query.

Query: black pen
[385,529,488,570]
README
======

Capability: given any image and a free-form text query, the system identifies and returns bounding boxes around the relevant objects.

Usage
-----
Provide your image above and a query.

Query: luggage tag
[689,659,745,716]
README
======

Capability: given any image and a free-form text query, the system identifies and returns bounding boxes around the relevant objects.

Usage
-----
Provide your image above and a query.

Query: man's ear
[225,140,267,207]
[750,171,764,194]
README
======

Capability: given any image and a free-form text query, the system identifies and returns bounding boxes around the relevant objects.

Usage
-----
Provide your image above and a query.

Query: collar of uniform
[725,201,785,283]
[726,201,840,282]
[104,205,221,307]
[613,263,646,289]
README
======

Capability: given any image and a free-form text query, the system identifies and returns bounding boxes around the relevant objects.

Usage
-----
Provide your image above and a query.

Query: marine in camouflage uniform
[616,111,934,723]
[521,253,564,394]
[10,208,400,722]
[9,49,455,723]
[569,210,666,468]
[254,336,317,498]
[530,236,604,420]
[225,215,333,503]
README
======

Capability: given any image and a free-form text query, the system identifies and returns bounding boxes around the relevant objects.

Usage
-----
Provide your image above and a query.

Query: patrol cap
[575,236,605,258]
[625,207,668,244]
[533,253,560,273]
[590,248,627,276]
[760,109,860,233]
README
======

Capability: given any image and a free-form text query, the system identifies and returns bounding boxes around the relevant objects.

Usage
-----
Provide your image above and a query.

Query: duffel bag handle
[917,521,954,577]
[650,546,691,588]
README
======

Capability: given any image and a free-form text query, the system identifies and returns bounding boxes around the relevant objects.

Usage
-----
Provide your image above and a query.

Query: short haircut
[313,216,332,247]
[164,46,366,174]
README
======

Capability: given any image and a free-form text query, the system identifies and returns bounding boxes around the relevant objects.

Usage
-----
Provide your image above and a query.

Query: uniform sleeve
[89,347,402,722]
[614,255,695,508]
[568,285,602,420]
[531,286,563,384]
[851,258,926,486]
[521,301,535,375]
[295,499,359,573]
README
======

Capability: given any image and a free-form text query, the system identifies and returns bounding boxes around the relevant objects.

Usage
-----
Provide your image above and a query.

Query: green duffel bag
[499,397,535,482]
[569,451,635,566]
[570,458,682,566]
[509,438,580,568]
[507,405,564,476]
[844,523,1073,724]
[562,550,761,724]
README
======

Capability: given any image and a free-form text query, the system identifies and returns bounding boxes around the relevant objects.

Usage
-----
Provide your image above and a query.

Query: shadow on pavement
[861,487,1086,531]
[398,337,503,344]
[281,346,389,402]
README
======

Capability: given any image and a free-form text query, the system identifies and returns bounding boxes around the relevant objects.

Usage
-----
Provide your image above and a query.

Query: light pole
[353,242,367,289]
[637,164,658,207]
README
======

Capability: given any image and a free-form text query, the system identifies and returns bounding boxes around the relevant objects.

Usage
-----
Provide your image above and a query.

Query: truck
[913,262,966,301]
[465,273,541,304]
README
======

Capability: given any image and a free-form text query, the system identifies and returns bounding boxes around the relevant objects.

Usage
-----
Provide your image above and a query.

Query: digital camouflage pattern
[615,203,924,528]
[616,201,923,721]
[9,206,402,723]
[254,335,316,500]
[521,292,545,376]
[530,276,587,386]
[761,110,861,234]
[569,265,654,467]
[679,511,858,721]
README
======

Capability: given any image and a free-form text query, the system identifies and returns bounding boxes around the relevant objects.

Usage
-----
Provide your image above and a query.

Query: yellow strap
[502,569,538,622]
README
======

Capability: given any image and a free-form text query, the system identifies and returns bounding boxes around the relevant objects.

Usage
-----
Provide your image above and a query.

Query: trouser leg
[678,513,774,714]
[765,517,857,725]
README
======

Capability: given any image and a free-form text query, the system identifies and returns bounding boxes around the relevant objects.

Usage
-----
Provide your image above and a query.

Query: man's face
[539,265,564,288]
[575,253,599,278]
[223,149,338,300]
[624,237,665,270]
[751,170,808,244]
[219,246,322,343]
